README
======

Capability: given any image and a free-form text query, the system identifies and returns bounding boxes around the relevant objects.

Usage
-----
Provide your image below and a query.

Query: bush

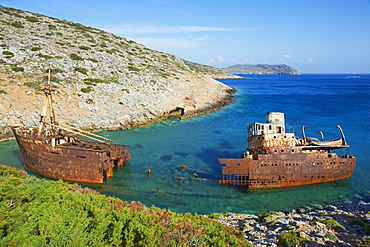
[325,233,339,242]
[11,21,24,28]
[75,67,88,75]
[70,53,84,61]
[363,224,370,234]
[278,230,310,247]
[2,51,14,58]
[317,219,345,231]
[25,16,39,22]
[349,219,366,226]
[80,86,94,93]
[258,212,276,223]
[0,164,247,246]
[36,53,53,59]
[355,237,370,247]
[23,81,41,90]
[11,67,24,72]
[48,24,56,30]
[31,47,42,51]
[79,45,91,50]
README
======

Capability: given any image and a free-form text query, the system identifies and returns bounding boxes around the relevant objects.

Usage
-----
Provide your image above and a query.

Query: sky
[1,0,370,73]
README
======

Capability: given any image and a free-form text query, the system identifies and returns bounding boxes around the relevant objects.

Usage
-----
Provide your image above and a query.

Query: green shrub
[325,233,339,242]
[80,86,94,93]
[258,212,276,223]
[11,67,24,72]
[363,224,370,234]
[2,51,14,58]
[84,78,104,85]
[48,24,56,30]
[70,53,84,61]
[0,89,8,94]
[349,219,366,226]
[0,164,247,246]
[11,21,24,28]
[31,47,42,51]
[278,230,310,247]
[36,53,53,59]
[79,45,91,50]
[25,16,39,22]
[317,219,345,231]
[75,67,88,75]
[355,237,370,247]
[23,81,41,90]
[128,66,141,72]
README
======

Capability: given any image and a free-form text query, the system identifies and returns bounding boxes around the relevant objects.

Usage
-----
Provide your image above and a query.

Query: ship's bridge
[248,112,288,137]
[247,112,297,149]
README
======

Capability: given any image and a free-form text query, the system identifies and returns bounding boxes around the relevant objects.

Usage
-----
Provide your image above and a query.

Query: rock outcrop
[0,6,236,140]
[216,201,370,246]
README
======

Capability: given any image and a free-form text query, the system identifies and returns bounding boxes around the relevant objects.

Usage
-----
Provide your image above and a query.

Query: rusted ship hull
[219,147,356,189]
[218,112,357,189]
[12,127,130,184]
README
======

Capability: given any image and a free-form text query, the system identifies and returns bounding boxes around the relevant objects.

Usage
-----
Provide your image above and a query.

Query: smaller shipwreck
[219,112,356,189]
[12,75,130,184]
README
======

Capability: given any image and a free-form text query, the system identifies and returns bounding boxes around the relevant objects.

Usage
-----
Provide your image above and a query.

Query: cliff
[0,6,236,140]
[222,64,301,75]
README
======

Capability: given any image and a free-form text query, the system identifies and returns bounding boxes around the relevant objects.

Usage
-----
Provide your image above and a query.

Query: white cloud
[306,58,314,63]
[284,54,291,59]
[105,24,257,35]
[217,55,224,63]
[133,37,202,50]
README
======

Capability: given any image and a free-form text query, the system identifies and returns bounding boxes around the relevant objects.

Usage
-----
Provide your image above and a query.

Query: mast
[38,70,55,134]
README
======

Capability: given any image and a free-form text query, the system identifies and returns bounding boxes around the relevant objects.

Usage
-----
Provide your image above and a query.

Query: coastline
[0,86,237,142]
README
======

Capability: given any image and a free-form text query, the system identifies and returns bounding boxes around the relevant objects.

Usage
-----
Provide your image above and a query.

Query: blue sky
[1,0,370,73]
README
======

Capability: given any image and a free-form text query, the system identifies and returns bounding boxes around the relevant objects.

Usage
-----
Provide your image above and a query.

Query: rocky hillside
[0,6,236,140]
[222,64,301,75]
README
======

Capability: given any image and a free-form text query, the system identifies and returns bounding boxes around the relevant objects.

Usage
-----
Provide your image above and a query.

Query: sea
[1,74,369,215]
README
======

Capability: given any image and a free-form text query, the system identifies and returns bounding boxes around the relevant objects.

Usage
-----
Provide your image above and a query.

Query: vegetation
[23,81,41,90]
[316,219,345,231]
[80,86,94,93]
[11,67,24,72]
[355,237,370,247]
[2,51,14,58]
[349,219,366,226]
[278,230,310,247]
[31,47,42,51]
[363,224,370,234]
[0,164,247,246]
[36,53,53,59]
[70,53,84,61]
[257,211,276,223]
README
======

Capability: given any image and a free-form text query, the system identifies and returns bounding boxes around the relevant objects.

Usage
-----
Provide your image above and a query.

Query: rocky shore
[215,201,370,246]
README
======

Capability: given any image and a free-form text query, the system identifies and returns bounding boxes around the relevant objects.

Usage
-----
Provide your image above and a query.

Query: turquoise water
[1,74,369,215]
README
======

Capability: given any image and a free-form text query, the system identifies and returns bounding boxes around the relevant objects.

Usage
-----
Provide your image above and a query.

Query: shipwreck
[12,75,130,184]
[219,112,356,189]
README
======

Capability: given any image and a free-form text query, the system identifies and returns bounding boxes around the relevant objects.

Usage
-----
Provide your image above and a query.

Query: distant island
[222,64,301,75]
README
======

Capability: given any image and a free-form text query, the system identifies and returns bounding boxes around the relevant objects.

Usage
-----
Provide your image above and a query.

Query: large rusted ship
[11,76,130,184]
[219,112,356,189]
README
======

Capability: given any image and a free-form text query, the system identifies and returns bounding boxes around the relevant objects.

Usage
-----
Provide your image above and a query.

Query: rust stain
[219,112,356,189]
[11,72,130,184]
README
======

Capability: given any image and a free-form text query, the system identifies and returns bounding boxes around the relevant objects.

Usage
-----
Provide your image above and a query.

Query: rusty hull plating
[219,112,356,189]
[11,73,130,184]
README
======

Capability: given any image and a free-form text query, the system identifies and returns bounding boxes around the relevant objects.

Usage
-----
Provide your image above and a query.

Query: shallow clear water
[1,74,369,215]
